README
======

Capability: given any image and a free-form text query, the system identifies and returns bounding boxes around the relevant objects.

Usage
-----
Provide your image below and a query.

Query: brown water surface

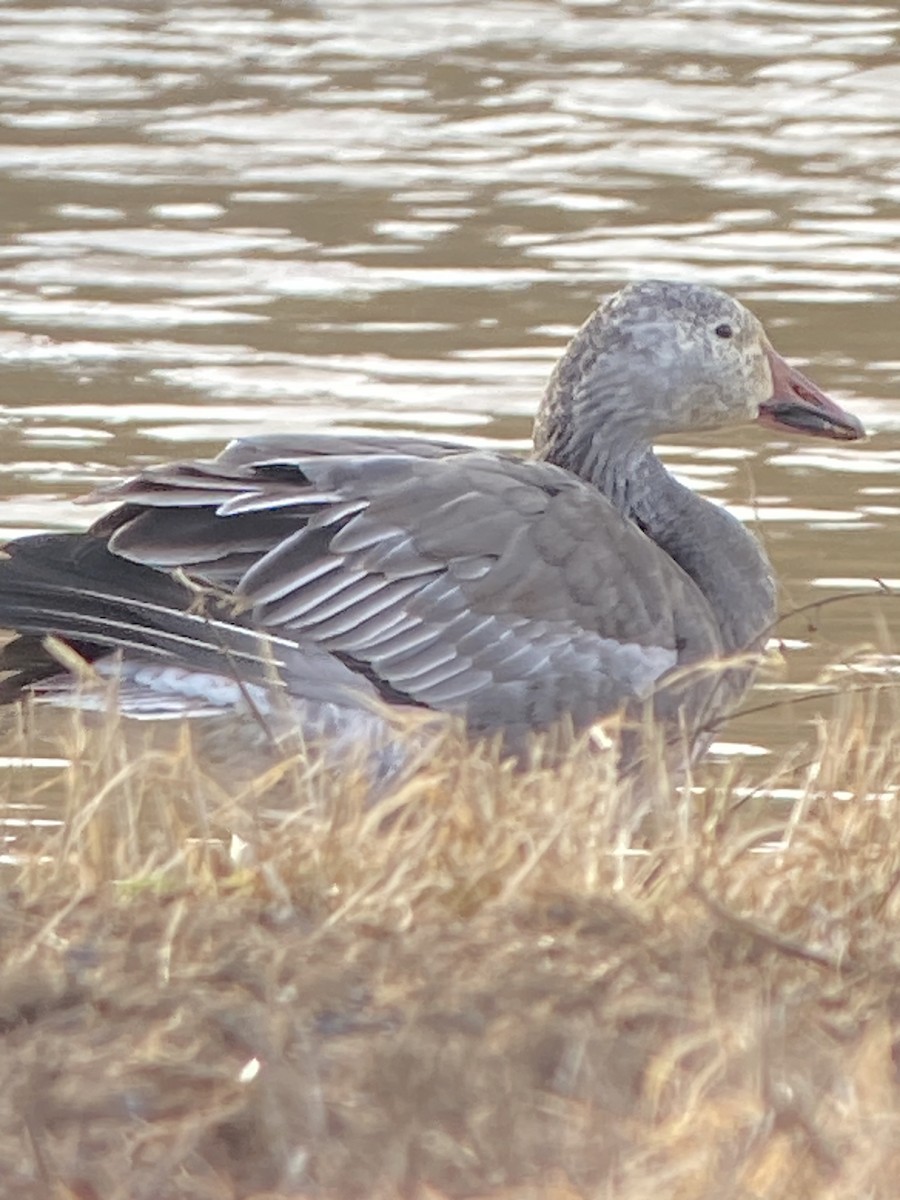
[0,0,898,773]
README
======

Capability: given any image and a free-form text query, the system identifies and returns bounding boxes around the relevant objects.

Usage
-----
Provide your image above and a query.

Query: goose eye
[715,323,733,339]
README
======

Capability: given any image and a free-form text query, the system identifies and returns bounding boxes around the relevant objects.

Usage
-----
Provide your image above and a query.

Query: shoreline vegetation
[0,675,898,1199]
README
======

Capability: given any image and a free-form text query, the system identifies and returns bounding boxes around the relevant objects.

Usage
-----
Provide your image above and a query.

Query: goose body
[0,281,863,766]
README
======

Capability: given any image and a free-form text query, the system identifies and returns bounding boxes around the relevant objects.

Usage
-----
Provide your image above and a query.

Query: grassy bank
[0,696,899,1200]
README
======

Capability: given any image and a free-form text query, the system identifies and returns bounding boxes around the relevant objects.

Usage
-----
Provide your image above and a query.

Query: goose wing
[90,434,723,735]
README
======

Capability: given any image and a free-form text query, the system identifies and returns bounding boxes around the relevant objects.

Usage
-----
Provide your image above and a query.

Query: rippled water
[0,0,898,765]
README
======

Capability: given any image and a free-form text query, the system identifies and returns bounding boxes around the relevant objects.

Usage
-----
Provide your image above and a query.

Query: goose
[0,281,864,772]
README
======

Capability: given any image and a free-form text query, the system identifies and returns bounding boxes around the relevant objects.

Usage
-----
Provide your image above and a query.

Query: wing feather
[341,614,433,656]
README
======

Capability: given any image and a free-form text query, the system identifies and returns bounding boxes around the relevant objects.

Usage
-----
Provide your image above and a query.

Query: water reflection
[0,0,898,761]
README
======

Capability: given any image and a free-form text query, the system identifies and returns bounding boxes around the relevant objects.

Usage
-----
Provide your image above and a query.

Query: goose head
[534,280,864,471]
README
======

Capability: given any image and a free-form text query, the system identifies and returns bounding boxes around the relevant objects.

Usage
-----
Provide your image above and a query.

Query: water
[0,0,898,767]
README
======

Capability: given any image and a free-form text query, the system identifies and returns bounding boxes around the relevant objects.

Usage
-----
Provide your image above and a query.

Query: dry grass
[0,691,899,1200]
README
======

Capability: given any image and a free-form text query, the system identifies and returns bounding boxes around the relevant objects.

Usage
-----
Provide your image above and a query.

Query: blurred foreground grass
[0,687,899,1200]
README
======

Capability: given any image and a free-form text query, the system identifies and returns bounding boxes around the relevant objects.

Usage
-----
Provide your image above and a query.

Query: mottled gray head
[534,280,863,471]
